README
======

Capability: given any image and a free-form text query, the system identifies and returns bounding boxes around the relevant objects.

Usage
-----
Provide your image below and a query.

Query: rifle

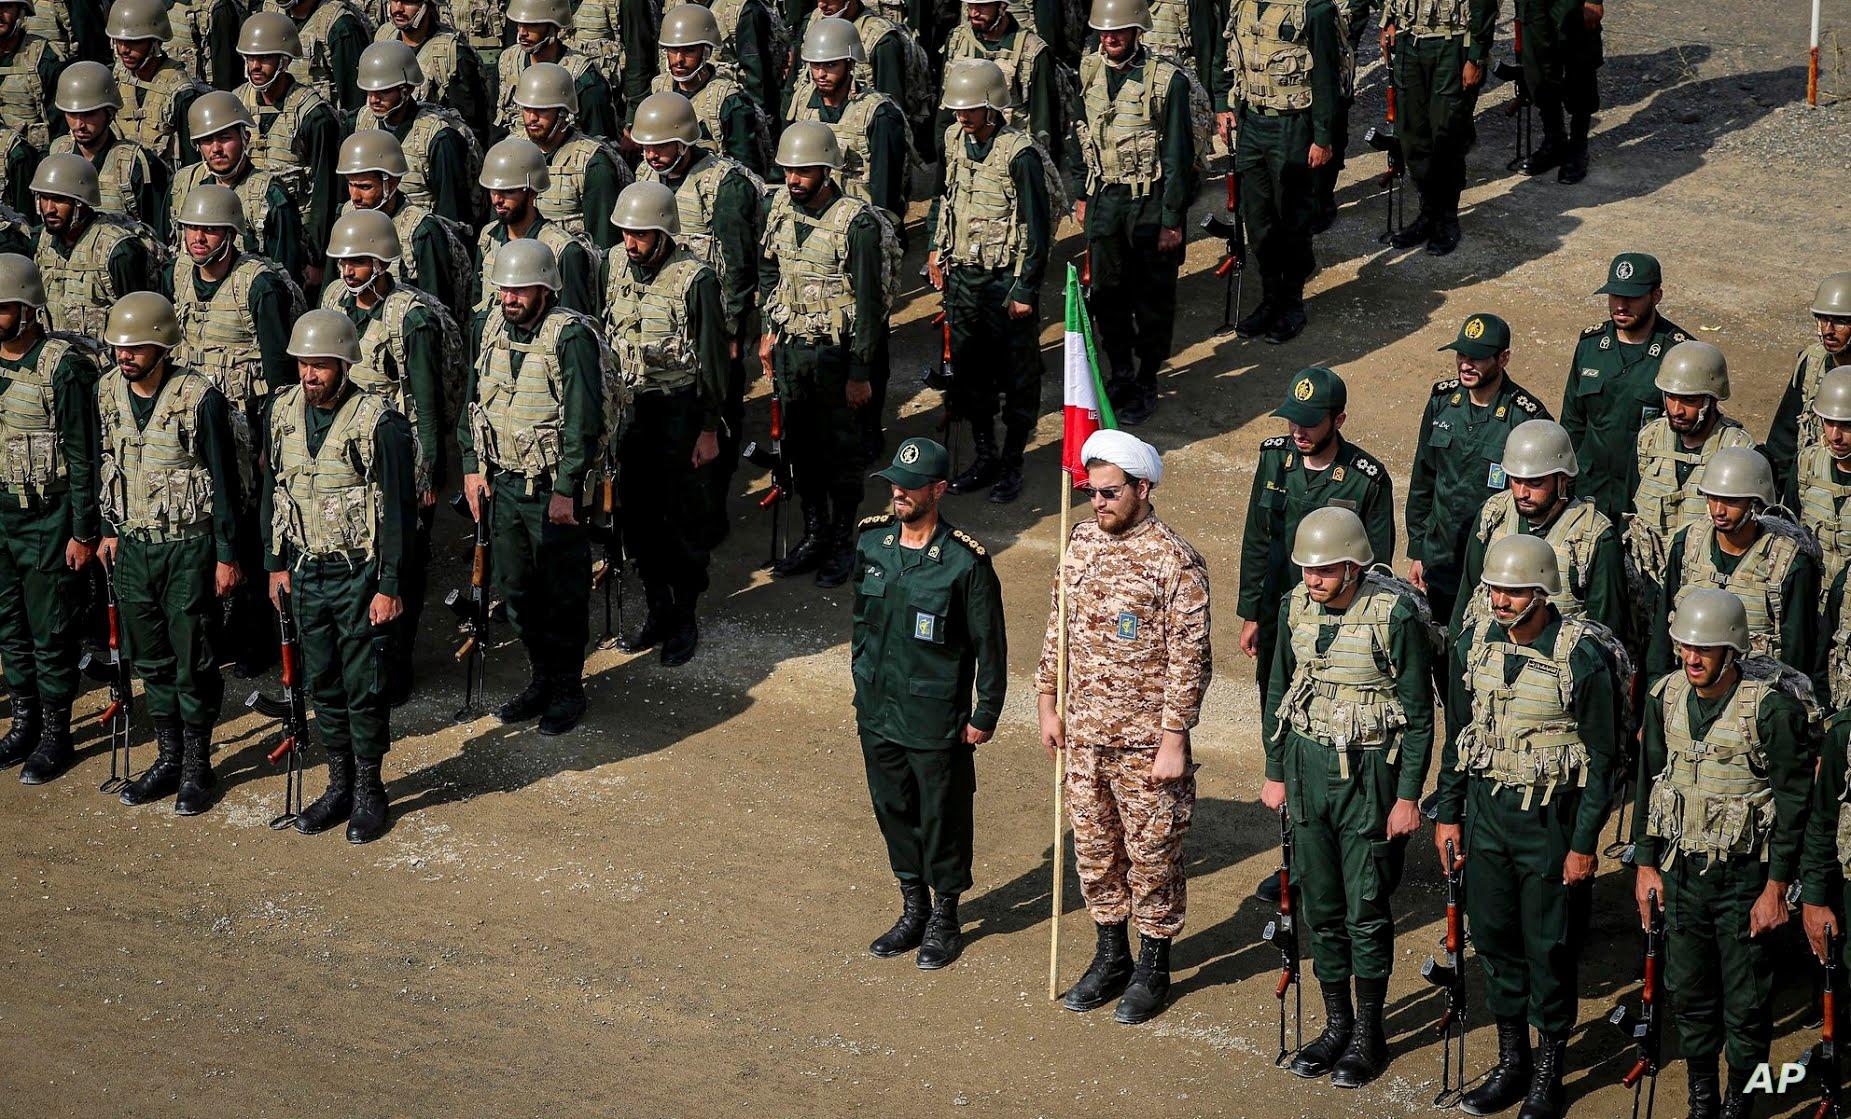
[741,350,793,568]
[1495,20,1533,171]
[920,310,961,478]
[1423,840,1468,1106]
[588,462,625,650]
[1262,805,1301,1066]
[1365,27,1405,243]
[1609,888,1664,1119]
[1806,926,1844,1118]
[86,561,134,794]
[243,588,309,831]
[1200,171,1245,335]
[444,490,491,720]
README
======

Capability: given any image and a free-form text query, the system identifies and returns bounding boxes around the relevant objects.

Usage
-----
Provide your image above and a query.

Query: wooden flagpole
[1050,475,1070,1000]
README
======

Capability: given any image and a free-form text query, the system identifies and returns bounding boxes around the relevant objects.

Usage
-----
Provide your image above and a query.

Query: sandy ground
[5,7,1851,1117]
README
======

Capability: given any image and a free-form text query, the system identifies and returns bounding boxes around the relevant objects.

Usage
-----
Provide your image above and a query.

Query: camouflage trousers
[1066,744,1196,939]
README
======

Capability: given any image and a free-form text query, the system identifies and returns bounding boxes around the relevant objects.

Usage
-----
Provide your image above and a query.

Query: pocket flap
[909,678,956,699]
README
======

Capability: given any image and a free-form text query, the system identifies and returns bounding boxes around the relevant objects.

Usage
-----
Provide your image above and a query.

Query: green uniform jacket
[615,250,731,429]
[322,8,373,113]
[756,189,886,373]
[263,87,343,263]
[88,133,172,237]
[1405,374,1550,582]
[1767,345,1851,495]
[1558,313,1692,521]
[932,24,1061,166]
[573,139,630,251]
[1214,0,1343,148]
[851,513,1007,748]
[0,335,102,539]
[617,0,659,127]
[382,104,476,226]
[1648,525,1822,682]
[1067,49,1196,229]
[1236,434,1394,625]
[102,371,243,563]
[331,284,449,493]
[923,130,1052,308]
[729,0,779,117]
[1451,496,1628,640]
[1801,708,1851,907]
[459,305,604,501]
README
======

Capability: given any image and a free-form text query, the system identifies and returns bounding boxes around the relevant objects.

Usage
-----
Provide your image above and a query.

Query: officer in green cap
[653,3,770,173]
[1434,533,1625,1119]
[1406,312,1550,634]
[50,59,171,236]
[1513,0,1602,184]
[170,90,310,277]
[0,255,103,776]
[513,61,632,251]
[1261,507,1433,1087]
[105,0,208,168]
[1767,270,1851,493]
[1560,251,1692,522]
[337,128,474,323]
[1379,0,1496,255]
[1785,365,1851,590]
[852,434,1006,972]
[352,39,480,227]
[475,134,604,316]
[31,152,164,342]
[1633,586,1816,1119]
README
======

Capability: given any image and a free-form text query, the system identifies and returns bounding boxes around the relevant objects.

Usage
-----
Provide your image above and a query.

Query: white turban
[1080,429,1162,488]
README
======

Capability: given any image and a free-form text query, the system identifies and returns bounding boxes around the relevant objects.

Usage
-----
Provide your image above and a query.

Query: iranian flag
[1061,263,1116,484]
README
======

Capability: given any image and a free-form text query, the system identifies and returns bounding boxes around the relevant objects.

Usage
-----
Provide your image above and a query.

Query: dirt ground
[6,8,1851,1118]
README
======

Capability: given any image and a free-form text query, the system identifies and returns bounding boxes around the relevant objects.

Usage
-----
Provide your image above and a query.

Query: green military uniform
[533,126,631,250]
[1649,519,1822,682]
[1453,492,1627,640]
[168,0,243,90]
[497,47,617,141]
[113,56,206,168]
[31,0,107,64]
[236,79,343,271]
[475,214,601,316]
[1768,343,1851,494]
[375,19,495,142]
[939,17,1062,166]
[786,4,909,119]
[48,131,171,237]
[1382,0,1495,249]
[272,0,374,114]
[346,193,473,323]
[1800,709,1851,1019]
[170,160,311,278]
[669,0,782,120]
[0,125,38,218]
[32,213,161,341]
[787,81,908,223]
[654,64,769,173]
[565,0,658,128]
[1514,0,1601,181]
[353,100,479,226]
[171,251,301,400]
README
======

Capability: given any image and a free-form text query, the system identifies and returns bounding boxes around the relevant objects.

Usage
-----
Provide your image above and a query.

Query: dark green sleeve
[108,236,158,299]
[866,31,908,103]
[1630,686,1667,866]
[559,239,601,316]
[206,0,241,90]
[551,319,604,500]
[1766,353,1808,494]
[1568,639,1620,854]
[195,386,242,563]
[845,210,884,372]
[712,171,761,324]
[619,0,660,126]
[576,69,619,142]
[866,100,909,220]
[328,13,370,112]
[259,182,307,277]
[1189,0,1220,93]
[410,219,455,312]
[449,38,493,143]
[923,125,949,243]
[36,49,60,132]
[136,146,171,240]
[732,0,777,115]
[53,350,102,540]
[1580,524,1630,644]
[370,408,418,596]
[400,305,448,493]
[687,268,729,429]
[1026,50,1061,165]
[456,312,485,473]
[1390,596,1437,801]
[1260,596,1294,771]
[1647,532,1684,679]
[1433,625,1476,824]
[1803,717,1849,906]
[250,271,299,394]
[1405,401,1437,562]
[756,220,780,309]
[172,85,203,165]
[1157,66,1194,229]
[719,92,766,174]
[1363,473,1397,570]
[1559,347,1589,447]
[3,141,36,218]
[965,554,1008,732]
[299,102,343,262]
[70,0,108,63]
[579,150,626,250]
[1306,0,1341,148]
[258,393,282,570]
[1235,454,1277,621]
[1450,527,1486,637]
[1762,691,1817,884]
[424,127,476,225]
[1820,565,1847,703]
[1783,550,1824,681]
[1006,145,1050,306]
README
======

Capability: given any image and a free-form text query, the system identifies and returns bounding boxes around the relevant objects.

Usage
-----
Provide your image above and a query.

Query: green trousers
[295,557,391,759]
[1463,778,1592,1034]
[1282,730,1405,982]
[1234,107,1317,310]
[701,309,756,547]
[1661,852,1776,1075]
[1516,0,1602,134]
[860,732,976,895]
[945,265,1042,465]
[776,337,863,521]
[386,506,434,690]
[619,386,711,602]
[116,532,221,728]
[1083,184,1181,383]
[0,492,83,706]
[490,469,591,678]
[1395,34,1479,221]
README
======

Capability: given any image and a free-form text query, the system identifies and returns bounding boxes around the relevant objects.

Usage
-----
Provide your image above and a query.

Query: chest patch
[914,611,939,642]
[1115,611,1139,640]
[1487,462,1506,489]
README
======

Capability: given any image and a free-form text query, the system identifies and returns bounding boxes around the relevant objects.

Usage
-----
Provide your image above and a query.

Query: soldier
[1560,253,1693,522]
[1767,271,1851,493]
[266,0,374,114]
[30,0,107,64]
[788,0,911,113]
[654,3,769,173]
[1789,367,1851,589]
[1405,312,1549,637]
[853,436,1006,970]
[171,91,310,277]
[0,0,59,165]
[1037,429,1211,1025]
[443,0,508,79]
[604,180,726,664]
[669,0,784,118]
[260,309,416,842]
[512,61,632,250]
[1261,508,1432,1085]
[941,0,1061,164]
[30,153,161,341]
[0,255,102,778]
[565,0,658,142]
[1432,534,1624,1119]
[234,10,343,285]
[756,121,893,588]
[923,60,1050,507]
[165,0,243,91]
[320,208,454,700]
[337,127,473,319]
[1214,0,1337,343]
[1379,0,1494,254]
[353,39,480,226]
[458,239,606,734]
[51,59,170,234]
[106,0,207,167]
[1513,0,1601,183]
[786,17,907,225]
[1072,0,1197,421]
[1804,677,1851,1093]
[375,0,492,143]
[96,292,244,809]
[495,0,617,142]
[1633,588,1815,1119]
[475,136,602,315]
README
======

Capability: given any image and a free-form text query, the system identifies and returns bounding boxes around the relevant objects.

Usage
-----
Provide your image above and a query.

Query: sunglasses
[1081,483,1132,502]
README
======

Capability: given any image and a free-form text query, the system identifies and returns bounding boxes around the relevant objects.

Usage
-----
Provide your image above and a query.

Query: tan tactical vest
[1831,711,1851,872]
[1626,415,1754,575]
[36,214,154,340]
[1227,0,1315,112]
[353,102,473,214]
[1672,519,1810,664]
[1387,0,1470,37]
[788,85,899,210]
[166,0,227,86]
[638,150,761,333]
[568,0,638,87]
[1646,660,1787,869]
[1794,343,1840,458]
[474,221,596,312]
[537,131,632,237]
[98,367,216,538]
[1274,575,1414,776]
[173,252,290,410]
[374,23,474,111]
[267,382,391,560]
[1144,0,1191,61]
[235,80,330,228]
[320,281,454,491]
[0,334,94,496]
[0,34,52,151]
[937,124,1036,273]
[21,0,73,56]
[338,197,471,305]
[273,0,375,106]
[114,57,203,167]
[603,247,706,394]
[496,46,598,134]
[763,189,870,341]
[1795,442,1851,584]
[48,132,156,225]
[170,158,278,258]
[467,305,584,479]
[444,0,503,55]
[1456,618,1595,809]
[1077,50,1179,196]
[1830,592,1851,710]
[944,23,1046,136]
[1461,495,1611,628]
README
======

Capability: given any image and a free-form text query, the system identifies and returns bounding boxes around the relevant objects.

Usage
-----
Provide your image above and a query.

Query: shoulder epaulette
[1581,322,1606,338]
[1432,378,1460,393]
[1666,329,1691,343]
[950,528,988,558]
[1346,448,1384,479]
[1260,434,1289,450]
[857,513,895,532]
[1511,390,1542,415]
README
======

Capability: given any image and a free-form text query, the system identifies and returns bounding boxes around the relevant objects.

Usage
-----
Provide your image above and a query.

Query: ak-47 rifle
[86,561,134,794]
[742,347,793,567]
[1610,888,1664,1119]
[589,459,625,650]
[244,588,309,831]
[1365,27,1405,243]
[1200,171,1245,334]
[921,310,961,477]
[1262,806,1301,1066]
[1495,20,1533,171]
[1423,840,1468,1106]
[444,491,491,720]
[1806,926,1844,1118]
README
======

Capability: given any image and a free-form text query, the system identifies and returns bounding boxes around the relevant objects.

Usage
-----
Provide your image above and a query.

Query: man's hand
[692,429,719,468]
[1156,226,1183,254]
[729,338,740,360]
[1434,822,1464,871]
[97,535,117,568]
[65,538,95,570]
[1006,299,1033,320]
[1749,880,1790,938]
[268,569,290,609]
[1308,142,1334,169]
[214,562,242,597]
[1215,109,1237,146]
[846,378,872,409]
[1583,0,1603,29]
[1805,902,1840,961]
[1563,850,1597,887]
[1463,60,1484,89]
[1408,559,1427,593]
[369,593,404,626]
[1633,865,1665,930]
[463,471,490,520]
[758,331,776,377]
[546,492,579,526]
[1386,797,1421,840]
[926,250,944,291]
[1150,728,1187,780]
[1036,692,1065,761]
[420,488,437,509]
[1239,618,1261,658]
[961,723,993,746]
[1260,777,1286,812]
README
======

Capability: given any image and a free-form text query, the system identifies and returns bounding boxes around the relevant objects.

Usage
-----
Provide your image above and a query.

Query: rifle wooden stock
[455,634,477,662]
[267,735,295,765]
[1622,1056,1650,1089]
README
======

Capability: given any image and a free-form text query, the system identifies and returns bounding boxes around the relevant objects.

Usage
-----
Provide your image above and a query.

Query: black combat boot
[869,881,930,957]
[1684,1057,1720,1119]
[1521,129,1568,176]
[1427,215,1463,256]
[1104,372,1138,410]
[0,688,41,768]
[1391,212,1436,249]
[497,662,552,723]
[1516,1033,1567,1119]
[1265,302,1308,345]
[1255,868,1284,904]
[988,461,1023,504]
[1460,1018,1531,1115]
[948,431,1000,495]
[1117,377,1157,426]
[916,893,963,970]
[347,756,390,844]
[772,504,829,578]
[814,511,857,589]
[294,747,355,835]
[538,675,587,735]
[1558,116,1591,184]
[1234,297,1278,339]
[1289,981,1354,1078]
[1062,921,1133,1011]
[619,584,675,653]
[1114,934,1172,1024]
[1719,1067,1753,1119]
[173,725,216,816]
[18,702,73,785]
[1331,977,1389,1087]
[120,718,184,805]
[659,594,699,667]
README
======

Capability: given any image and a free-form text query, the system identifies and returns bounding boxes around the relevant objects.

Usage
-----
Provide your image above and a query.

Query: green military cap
[1438,312,1511,359]
[1595,252,1662,297]
[1272,366,1345,425]
[876,437,949,489]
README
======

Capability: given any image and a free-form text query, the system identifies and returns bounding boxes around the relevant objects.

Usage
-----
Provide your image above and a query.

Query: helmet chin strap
[343,265,383,296]
[1507,591,1543,628]
[250,58,286,92]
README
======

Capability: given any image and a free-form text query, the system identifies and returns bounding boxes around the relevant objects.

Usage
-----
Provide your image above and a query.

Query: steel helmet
[1814,272,1851,318]
[54,60,120,114]
[1696,446,1777,506]
[356,40,424,91]
[1654,340,1730,401]
[513,61,579,114]
[1290,506,1373,568]
[631,90,699,145]
[610,180,679,236]
[490,237,561,291]
[479,136,550,191]
[1087,0,1149,31]
[659,3,722,48]
[104,291,181,348]
[325,207,402,261]
[236,10,302,56]
[775,119,841,169]
[105,0,171,41]
[30,152,101,207]
[1816,368,1851,424]
[187,90,254,142]
[0,0,34,13]
[1480,533,1561,596]
[337,129,409,178]
[1667,587,1752,653]
[0,253,46,308]
[505,0,570,26]
[176,183,250,238]
[1500,419,1579,480]
[801,16,865,63]
[287,308,362,364]
[941,58,1009,111]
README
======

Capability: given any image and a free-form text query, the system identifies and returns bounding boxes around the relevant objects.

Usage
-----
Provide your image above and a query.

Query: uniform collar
[885,516,951,563]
